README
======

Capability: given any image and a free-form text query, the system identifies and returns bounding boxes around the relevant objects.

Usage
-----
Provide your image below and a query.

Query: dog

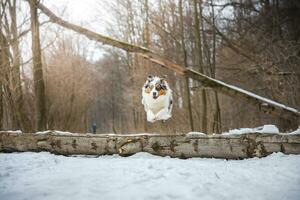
[142,75,173,123]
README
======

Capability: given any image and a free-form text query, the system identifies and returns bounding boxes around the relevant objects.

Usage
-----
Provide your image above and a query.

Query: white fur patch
[141,76,173,123]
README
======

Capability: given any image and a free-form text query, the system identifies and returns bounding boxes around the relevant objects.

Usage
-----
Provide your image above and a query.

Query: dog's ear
[147,75,153,81]
[160,75,167,81]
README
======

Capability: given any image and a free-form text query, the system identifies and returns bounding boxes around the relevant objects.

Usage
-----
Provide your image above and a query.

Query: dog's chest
[143,93,168,114]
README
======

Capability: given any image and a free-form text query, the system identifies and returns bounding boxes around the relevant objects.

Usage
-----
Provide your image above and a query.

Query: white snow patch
[223,124,279,135]
[0,130,22,134]
[186,132,206,137]
[53,130,74,135]
[35,130,52,135]
[288,127,300,135]
[0,152,300,200]
[104,133,161,137]
[222,128,253,135]
[127,152,162,159]
[254,124,280,134]
[35,130,74,135]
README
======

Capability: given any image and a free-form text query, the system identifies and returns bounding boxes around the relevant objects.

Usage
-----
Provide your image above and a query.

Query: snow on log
[1,131,300,159]
[37,2,300,120]
[186,69,300,119]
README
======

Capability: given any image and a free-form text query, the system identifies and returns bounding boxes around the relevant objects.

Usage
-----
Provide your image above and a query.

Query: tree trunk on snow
[29,0,47,131]
[1,131,300,159]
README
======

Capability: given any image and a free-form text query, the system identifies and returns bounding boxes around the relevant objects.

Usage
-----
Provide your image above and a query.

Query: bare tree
[0,32,4,130]
[0,29,18,129]
[8,0,32,131]
[192,0,208,132]
[28,0,46,130]
[45,37,96,132]
[179,0,194,131]
[210,0,222,133]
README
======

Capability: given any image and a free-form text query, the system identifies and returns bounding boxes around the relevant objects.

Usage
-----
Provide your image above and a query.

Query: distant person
[92,122,97,134]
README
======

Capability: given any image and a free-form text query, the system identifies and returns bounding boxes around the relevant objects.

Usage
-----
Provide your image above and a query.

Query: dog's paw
[147,110,156,123]
[147,118,156,123]
[157,114,171,121]
[156,108,171,121]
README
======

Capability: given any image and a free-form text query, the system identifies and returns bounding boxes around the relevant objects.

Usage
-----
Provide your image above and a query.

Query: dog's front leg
[155,108,171,121]
[147,110,156,123]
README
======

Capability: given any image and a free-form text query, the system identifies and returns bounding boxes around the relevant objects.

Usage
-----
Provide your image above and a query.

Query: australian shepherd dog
[142,75,173,123]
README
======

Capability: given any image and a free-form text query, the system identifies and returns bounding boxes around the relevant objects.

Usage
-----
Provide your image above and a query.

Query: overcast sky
[44,0,118,61]
[43,0,115,34]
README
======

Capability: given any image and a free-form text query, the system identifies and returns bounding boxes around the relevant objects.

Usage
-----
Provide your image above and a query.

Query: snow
[256,124,280,134]
[186,131,206,137]
[288,127,300,135]
[1,152,300,200]
[105,133,162,137]
[35,130,75,135]
[35,130,53,135]
[222,128,253,135]
[0,130,22,134]
[52,130,74,135]
[223,124,280,135]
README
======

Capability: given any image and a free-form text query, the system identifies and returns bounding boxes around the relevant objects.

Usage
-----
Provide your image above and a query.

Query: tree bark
[0,30,19,129]
[210,0,222,133]
[1,131,300,159]
[179,0,194,131]
[143,0,150,47]
[29,0,46,130]
[8,0,32,132]
[193,0,208,133]
[0,83,2,130]
[0,7,4,128]
[0,34,3,130]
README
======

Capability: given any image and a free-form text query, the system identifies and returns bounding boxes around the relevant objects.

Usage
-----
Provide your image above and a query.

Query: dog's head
[143,75,169,99]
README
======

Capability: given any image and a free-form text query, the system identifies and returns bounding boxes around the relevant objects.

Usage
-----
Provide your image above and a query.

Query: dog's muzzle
[153,92,158,99]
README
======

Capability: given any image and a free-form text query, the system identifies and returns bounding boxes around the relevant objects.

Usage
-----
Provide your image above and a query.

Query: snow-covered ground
[0,152,300,200]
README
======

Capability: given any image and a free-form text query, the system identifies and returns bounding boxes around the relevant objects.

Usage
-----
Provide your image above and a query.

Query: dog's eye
[145,84,154,89]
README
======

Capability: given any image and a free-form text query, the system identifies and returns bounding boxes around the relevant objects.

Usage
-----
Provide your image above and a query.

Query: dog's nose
[153,92,157,96]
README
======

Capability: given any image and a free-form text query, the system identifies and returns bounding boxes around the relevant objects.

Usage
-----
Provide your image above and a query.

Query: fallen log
[186,69,300,119]
[1,131,299,159]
